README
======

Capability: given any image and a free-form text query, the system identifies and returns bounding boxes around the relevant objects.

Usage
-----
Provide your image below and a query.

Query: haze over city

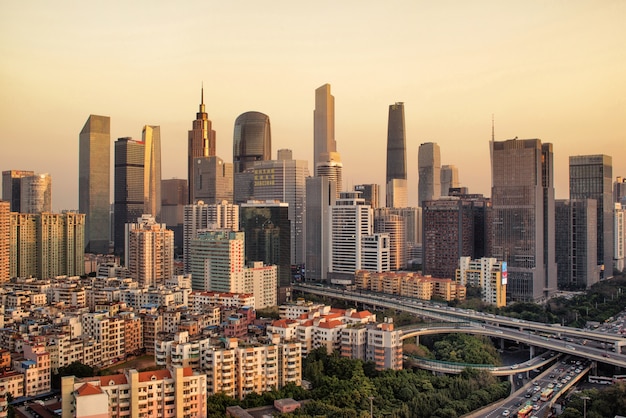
[1,1,625,212]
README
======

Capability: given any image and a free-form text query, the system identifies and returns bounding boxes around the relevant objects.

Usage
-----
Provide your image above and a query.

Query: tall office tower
[386,102,408,208]
[374,211,406,270]
[555,199,599,289]
[615,203,626,273]
[9,212,85,279]
[240,201,291,303]
[569,155,613,278]
[615,177,626,205]
[192,156,233,204]
[491,138,557,302]
[440,165,460,197]
[142,125,162,220]
[329,192,373,282]
[188,87,216,204]
[361,234,391,273]
[79,114,111,254]
[253,150,309,265]
[161,179,188,256]
[0,201,9,283]
[314,84,337,172]
[20,173,52,213]
[305,176,336,282]
[125,215,173,287]
[422,196,490,280]
[418,142,441,207]
[182,201,239,273]
[233,111,271,173]
[189,230,245,292]
[354,184,380,209]
[114,138,145,259]
[4,171,31,212]
[2,170,35,212]
[316,152,343,198]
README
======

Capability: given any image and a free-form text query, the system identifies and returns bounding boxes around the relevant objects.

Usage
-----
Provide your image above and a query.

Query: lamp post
[581,395,590,418]
[368,396,374,418]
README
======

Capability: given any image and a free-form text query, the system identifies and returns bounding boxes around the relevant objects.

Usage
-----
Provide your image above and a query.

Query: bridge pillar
[529,345,535,358]
[500,339,504,350]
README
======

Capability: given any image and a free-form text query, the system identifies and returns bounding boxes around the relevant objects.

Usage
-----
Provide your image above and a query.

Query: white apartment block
[80,312,124,366]
[125,215,174,287]
[188,291,255,310]
[615,203,625,273]
[456,257,507,307]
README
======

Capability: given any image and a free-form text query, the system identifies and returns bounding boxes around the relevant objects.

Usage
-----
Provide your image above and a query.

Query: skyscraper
[142,125,162,220]
[440,165,460,196]
[161,178,188,256]
[418,142,441,207]
[374,212,406,271]
[490,138,557,302]
[126,214,173,287]
[20,173,52,213]
[192,156,233,204]
[386,102,407,208]
[79,114,111,254]
[233,112,271,173]
[314,84,336,173]
[354,184,380,209]
[569,155,614,278]
[252,150,309,265]
[114,137,145,258]
[2,170,34,212]
[615,176,626,205]
[305,176,336,282]
[188,87,216,204]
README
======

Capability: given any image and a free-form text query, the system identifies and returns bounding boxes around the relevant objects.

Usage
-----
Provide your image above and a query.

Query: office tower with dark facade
[188,88,216,204]
[79,114,111,254]
[240,201,291,303]
[2,170,35,212]
[615,176,626,205]
[418,142,441,207]
[142,125,162,221]
[253,149,309,265]
[386,102,407,208]
[490,138,557,302]
[555,199,599,289]
[305,176,336,282]
[193,156,234,204]
[422,196,490,280]
[161,179,188,256]
[114,138,145,258]
[233,111,271,203]
[354,184,380,209]
[569,155,614,278]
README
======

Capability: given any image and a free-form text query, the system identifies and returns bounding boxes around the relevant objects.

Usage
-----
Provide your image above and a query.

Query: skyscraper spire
[200,83,205,113]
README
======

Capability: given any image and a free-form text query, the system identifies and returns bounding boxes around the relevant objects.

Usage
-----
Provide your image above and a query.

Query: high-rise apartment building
[490,138,557,302]
[142,125,162,220]
[192,156,233,204]
[240,201,291,303]
[418,142,441,207]
[422,197,490,280]
[114,137,145,258]
[440,165,460,197]
[456,257,507,307]
[0,201,9,283]
[354,184,380,209]
[20,173,51,213]
[374,211,406,271]
[555,199,599,289]
[188,88,216,204]
[2,170,34,212]
[189,230,246,292]
[79,114,111,254]
[126,214,173,287]
[569,154,614,278]
[305,176,336,282]
[183,200,239,273]
[386,102,407,208]
[253,150,309,265]
[9,212,85,279]
[161,178,188,255]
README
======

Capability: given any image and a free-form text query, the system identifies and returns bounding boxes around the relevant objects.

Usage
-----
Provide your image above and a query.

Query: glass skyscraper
[188,87,216,204]
[386,102,407,208]
[418,142,441,208]
[142,125,162,221]
[233,111,271,173]
[79,114,111,254]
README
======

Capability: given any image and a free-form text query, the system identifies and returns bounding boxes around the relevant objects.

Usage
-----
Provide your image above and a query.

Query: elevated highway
[294,283,626,369]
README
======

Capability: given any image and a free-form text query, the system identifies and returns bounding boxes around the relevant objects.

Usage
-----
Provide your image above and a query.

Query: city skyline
[1,2,625,212]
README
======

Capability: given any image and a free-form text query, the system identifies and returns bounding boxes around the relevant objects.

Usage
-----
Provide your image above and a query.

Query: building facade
[233,111,271,174]
[192,156,233,204]
[456,257,507,307]
[0,201,8,283]
[305,176,336,282]
[440,165,460,197]
[188,87,216,204]
[418,142,441,208]
[142,125,162,221]
[161,178,188,256]
[126,215,174,287]
[386,102,407,208]
[19,173,52,213]
[2,170,35,212]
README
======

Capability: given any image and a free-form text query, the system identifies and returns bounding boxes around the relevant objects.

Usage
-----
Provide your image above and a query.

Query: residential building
[354,270,466,302]
[20,173,52,213]
[418,142,441,207]
[79,114,111,254]
[253,150,309,265]
[570,154,614,278]
[341,319,403,370]
[456,257,507,307]
[125,215,174,287]
[14,343,50,397]
[0,201,8,283]
[386,102,407,208]
[615,203,625,273]
[374,211,406,270]
[490,138,557,302]
[189,230,246,292]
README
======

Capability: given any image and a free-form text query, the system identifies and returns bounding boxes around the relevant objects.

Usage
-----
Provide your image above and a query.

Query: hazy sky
[1,1,625,211]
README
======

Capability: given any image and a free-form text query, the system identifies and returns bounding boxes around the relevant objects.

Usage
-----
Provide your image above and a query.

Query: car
[547,383,555,389]
[603,353,611,358]
[533,404,540,411]
[525,393,532,398]
[557,383,563,388]
[510,364,519,369]
[502,410,510,416]
[532,395,539,402]
[566,376,572,381]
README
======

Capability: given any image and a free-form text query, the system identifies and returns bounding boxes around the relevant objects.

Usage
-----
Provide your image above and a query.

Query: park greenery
[407,333,502,366]
[558,384,626,418]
